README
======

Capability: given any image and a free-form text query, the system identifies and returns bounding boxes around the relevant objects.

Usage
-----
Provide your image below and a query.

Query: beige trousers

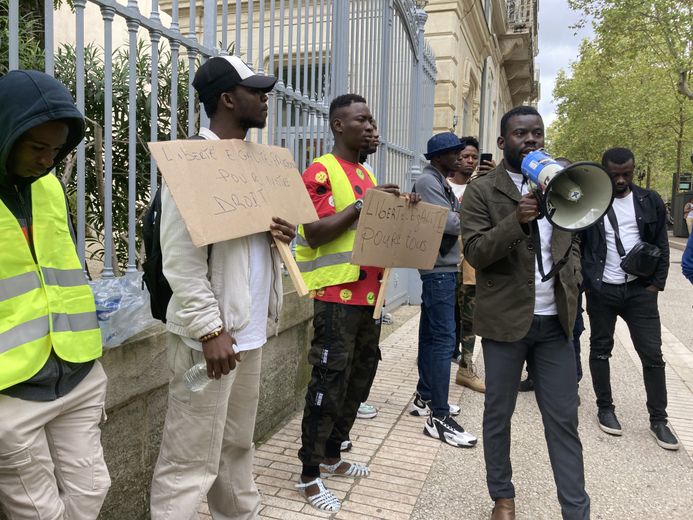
[0,362,110,520]
[150,333,262,520]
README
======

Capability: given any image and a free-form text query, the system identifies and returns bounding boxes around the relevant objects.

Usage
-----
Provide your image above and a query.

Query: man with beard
[581,147,677,450]
[150,56,296,520]
[295,94,417,512]
[461,106,589,520]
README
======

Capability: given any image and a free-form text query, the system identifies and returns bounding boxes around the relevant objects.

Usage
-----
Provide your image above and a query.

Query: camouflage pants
[298,300,381,477]
[454,283,477,363]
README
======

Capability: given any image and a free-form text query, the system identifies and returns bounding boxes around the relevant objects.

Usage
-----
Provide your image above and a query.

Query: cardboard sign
[351,189,449,270]
[148,139,318,247]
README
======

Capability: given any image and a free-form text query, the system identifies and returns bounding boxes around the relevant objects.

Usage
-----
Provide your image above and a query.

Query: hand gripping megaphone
[521,150,614,232]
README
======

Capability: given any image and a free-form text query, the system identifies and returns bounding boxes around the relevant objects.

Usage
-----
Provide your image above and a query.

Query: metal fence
[3,0,436,305]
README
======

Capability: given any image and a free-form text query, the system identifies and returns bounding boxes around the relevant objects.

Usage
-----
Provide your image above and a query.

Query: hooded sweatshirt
[0,70,94,401]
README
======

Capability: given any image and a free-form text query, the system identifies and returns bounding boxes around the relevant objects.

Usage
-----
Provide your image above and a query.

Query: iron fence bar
[149,2,161,198]
[8,0,18,70]
[187,1,197,136]
[170,1,180,139]
[75,0,87,269]
[100,4,115,278]
[44,0,55,75]
[235,0,241,54]
[221,0,229,54]
[126,2,140,273]
[248,0,254,65]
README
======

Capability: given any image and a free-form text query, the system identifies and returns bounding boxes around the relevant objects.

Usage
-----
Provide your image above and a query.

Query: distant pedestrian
[581,147,679,451]
[684,197,693,235]
[409,132,478,448]
[149,56,296,519]
[462,106,589,520]
[0,70,110,519]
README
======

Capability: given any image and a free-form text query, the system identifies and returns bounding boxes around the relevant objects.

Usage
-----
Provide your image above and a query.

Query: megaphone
[521,149,614,232]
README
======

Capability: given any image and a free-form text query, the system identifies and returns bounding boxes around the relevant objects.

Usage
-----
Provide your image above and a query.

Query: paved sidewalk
[197,300,693,520]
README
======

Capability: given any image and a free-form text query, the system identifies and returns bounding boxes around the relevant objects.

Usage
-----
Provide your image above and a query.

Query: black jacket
[0,70,93,401]
[580,184,669,291]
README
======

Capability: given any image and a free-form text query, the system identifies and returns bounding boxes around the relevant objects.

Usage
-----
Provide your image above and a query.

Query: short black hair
[329,94,367,123]
[602,147,635,167]
[500,106,541,137]
[459,136,479,151]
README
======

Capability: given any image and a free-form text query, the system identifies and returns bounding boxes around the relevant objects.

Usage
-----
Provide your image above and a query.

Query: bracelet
[199,328,223,343]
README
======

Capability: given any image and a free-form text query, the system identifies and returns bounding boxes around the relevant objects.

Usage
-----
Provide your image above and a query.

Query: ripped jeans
[586,280,668,424]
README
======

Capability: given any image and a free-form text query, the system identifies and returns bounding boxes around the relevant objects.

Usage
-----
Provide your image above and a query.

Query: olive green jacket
[460,162,581,342]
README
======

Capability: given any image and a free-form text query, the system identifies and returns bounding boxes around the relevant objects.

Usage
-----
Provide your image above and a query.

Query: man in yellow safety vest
[294,94,418,512]
[0,70,109,519]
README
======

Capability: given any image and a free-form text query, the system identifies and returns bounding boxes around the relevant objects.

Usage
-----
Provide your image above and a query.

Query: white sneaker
[340,440,352,452]
[356,402,378,419]
[409,392,460,416]
[424,415,477,447]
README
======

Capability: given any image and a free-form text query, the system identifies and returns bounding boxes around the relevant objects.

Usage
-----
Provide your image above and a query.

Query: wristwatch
[354,199,363,213]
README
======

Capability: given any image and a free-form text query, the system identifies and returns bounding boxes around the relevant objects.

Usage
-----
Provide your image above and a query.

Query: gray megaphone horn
[521,150,614,232]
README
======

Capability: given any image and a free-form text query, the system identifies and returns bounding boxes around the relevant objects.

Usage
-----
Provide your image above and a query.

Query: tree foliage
[548,11,693,200]
[569,0,693,100]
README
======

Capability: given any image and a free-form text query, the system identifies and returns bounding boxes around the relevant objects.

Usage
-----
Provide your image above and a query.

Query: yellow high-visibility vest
[0,173,101,391]
[296,154,377,290]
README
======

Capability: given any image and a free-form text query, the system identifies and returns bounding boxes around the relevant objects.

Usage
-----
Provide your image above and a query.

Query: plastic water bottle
[183,362,211,392]
[93,292,121,345]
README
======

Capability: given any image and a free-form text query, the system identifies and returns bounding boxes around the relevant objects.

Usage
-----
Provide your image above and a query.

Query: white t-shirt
[180,127,272,352]
[603,192,639,284]
[447,179,467,201]
[508,171,558,315]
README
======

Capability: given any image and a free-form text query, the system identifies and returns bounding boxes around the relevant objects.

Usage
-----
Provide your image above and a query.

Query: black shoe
[423,415,477,447]
[518,377,534,392]
[650,423,680,450]
[597,409,622,436]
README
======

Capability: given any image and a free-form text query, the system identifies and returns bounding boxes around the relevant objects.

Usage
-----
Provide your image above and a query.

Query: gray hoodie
[413,164,460,275]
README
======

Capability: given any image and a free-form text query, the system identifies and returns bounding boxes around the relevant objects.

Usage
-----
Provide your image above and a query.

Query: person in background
[447,136,487,393]
[683,197,693,235]
[409,132,478,448]
[0,70,110,519]
[683,231,693,284]
[581,147,678,451]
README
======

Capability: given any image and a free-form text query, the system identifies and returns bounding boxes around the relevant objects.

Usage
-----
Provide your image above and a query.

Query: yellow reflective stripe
[296,251,354,272]
[0,271,41,302]
[41,267,87,287]
[0,315,50,354]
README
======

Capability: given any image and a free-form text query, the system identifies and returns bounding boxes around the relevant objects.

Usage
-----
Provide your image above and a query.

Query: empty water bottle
[183,362,211,392]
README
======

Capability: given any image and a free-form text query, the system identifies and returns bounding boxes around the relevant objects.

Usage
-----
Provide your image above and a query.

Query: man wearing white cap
[149,56,295,520]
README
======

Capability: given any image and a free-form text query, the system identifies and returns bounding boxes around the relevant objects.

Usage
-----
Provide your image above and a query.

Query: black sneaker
[423,415,477,447]
[597,409,622,436]
[518,377,534,392]
[650,423,680,451]
[409,392,460,416]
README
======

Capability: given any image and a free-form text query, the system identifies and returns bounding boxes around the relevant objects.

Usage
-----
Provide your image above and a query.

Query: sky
[536,0,595,128]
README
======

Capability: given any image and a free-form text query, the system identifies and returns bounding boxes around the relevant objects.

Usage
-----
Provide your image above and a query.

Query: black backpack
[142,187,170,322]
[142,135,205,323]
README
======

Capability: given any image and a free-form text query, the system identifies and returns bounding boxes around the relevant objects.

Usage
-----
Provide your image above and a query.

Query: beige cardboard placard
[351,189,448,270]
[148,139,318,247]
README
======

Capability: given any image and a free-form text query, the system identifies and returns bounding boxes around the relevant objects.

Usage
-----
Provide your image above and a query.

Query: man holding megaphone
[461,106,589,520]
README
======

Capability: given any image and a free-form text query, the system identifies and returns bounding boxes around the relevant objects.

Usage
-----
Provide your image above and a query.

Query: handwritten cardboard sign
[148,139,318,247]
[351,189,449,270]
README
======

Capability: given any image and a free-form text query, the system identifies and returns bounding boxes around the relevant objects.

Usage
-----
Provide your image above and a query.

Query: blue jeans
[417,271,457,417]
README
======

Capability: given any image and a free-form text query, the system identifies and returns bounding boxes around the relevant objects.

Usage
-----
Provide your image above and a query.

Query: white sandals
[319,459,370,478]
[295,477,341,512]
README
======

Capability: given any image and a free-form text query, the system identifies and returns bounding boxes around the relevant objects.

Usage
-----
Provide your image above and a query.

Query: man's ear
[331,117,343,135]
[497,135,505,150]
[220,92,234,110]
